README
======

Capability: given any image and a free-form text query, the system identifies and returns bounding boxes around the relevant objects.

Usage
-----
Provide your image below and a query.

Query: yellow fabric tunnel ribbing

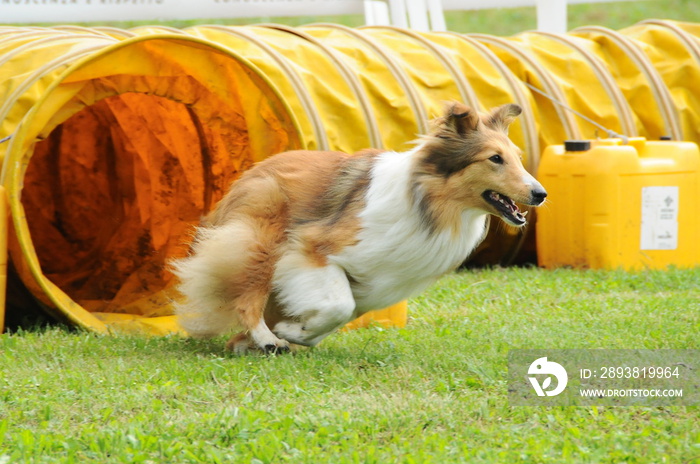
[621,20,700,145]
[571,26,682,141]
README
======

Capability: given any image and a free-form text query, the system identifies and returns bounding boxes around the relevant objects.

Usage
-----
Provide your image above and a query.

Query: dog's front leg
[271,253,356,347]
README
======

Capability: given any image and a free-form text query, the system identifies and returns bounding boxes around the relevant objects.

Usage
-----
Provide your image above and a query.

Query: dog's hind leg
[222,220,291,354]
[224,289,290,354]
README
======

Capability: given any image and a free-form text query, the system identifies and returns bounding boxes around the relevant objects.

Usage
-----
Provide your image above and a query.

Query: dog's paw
[273,320,334,347]
[263,343,291,355]
[225,331,291,355]
[251,326,291,354]
[272,321,309,345]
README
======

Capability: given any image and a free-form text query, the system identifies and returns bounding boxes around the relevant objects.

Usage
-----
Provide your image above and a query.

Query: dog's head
[416,102,546,228]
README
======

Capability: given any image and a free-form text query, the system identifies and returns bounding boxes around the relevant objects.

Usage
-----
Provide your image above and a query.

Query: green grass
[2,267,699,463]
[14,0,700,34]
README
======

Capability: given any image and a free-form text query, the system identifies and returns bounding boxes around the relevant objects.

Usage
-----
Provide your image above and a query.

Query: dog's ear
[483,103,522,134]
[433,102,481,138]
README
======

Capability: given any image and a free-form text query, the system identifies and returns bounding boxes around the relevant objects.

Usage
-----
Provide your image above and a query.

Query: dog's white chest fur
[331,150,488,314]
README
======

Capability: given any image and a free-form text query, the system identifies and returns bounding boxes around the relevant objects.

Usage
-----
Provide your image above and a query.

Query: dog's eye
[489,154,504,164]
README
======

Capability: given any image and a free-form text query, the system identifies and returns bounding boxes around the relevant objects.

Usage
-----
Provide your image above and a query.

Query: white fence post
[536,0,568,33]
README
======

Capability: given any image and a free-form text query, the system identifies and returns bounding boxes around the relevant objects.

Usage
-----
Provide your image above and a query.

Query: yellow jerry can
[536,138,700,269]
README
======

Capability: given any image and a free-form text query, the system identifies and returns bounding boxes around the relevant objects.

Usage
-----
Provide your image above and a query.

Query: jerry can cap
[564,140,591,152]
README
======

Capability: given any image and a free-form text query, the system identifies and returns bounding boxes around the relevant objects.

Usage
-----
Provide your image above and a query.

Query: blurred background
[6,0,700,34]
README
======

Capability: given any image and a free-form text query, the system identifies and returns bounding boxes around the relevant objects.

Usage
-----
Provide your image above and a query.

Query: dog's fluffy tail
[170,221,258,338]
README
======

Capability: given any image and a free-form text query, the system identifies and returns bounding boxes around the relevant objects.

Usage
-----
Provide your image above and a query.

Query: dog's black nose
[530,188,548,205]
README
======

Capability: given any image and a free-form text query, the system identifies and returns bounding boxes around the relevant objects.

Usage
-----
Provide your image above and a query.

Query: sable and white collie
[172,102,547,353]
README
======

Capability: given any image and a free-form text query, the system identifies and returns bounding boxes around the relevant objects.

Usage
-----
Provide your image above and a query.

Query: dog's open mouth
[482,190,527,226]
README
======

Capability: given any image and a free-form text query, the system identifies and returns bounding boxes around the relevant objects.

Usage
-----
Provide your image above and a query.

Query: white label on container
[640,186,679,250]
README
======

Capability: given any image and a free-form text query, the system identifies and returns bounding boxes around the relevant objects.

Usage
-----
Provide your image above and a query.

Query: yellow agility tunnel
[2,20,700,335]
[1,31,305,334]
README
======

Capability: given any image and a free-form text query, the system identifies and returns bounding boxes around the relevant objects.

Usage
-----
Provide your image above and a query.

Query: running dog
[172,102,547,353]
